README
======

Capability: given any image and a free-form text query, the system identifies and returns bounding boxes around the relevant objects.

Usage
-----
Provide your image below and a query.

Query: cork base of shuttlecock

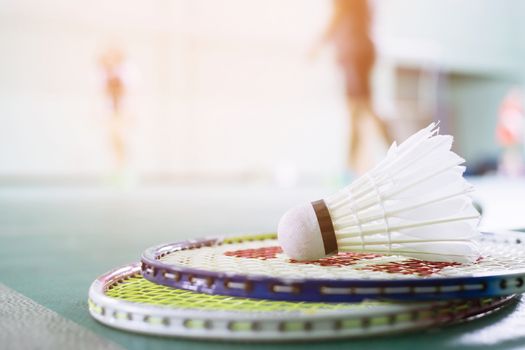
[277,202,331,261]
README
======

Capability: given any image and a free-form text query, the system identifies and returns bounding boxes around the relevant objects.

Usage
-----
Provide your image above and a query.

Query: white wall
[4,0,517,182]
[373,0,522,164]
[0,0,346,182]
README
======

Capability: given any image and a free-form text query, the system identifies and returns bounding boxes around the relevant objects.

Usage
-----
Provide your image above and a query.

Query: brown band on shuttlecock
[311,199,338,255]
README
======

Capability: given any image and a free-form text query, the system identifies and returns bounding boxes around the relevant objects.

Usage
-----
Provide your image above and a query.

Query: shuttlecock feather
[278,123,481,263]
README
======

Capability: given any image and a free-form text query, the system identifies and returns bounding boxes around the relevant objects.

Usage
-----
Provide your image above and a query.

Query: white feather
[280,123,481,263]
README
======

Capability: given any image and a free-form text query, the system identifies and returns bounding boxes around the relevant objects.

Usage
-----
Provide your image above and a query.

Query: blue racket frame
[141,231,525,302]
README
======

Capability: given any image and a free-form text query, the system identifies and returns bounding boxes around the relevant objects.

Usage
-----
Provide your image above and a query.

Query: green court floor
[1,186,525,350]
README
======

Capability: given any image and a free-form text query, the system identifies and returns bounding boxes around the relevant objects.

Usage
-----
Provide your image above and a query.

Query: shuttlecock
[278,123,481,263]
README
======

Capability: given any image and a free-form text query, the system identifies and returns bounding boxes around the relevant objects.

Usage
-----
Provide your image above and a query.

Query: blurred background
[1,0,525,237]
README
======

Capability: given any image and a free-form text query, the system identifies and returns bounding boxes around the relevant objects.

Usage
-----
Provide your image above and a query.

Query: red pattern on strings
[289,252,381,267]
[224,246,283,260]
[224,246,380,266]
[223,246,463,276]
[361,259,461,277]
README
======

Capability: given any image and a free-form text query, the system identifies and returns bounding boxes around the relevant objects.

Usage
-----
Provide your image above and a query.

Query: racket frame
[141,231,525,302]
[88,263,516,341]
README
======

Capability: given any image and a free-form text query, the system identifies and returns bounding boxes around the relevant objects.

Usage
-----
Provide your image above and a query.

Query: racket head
[88,263,516,341]
[141,231,525,302]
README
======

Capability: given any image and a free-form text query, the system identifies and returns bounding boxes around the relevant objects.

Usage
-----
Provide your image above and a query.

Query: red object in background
[496,89,524,147]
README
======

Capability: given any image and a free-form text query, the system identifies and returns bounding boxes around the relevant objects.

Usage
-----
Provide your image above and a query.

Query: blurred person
[325,0,390,175]
[98,46,131,174]
[496,88,525,176]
